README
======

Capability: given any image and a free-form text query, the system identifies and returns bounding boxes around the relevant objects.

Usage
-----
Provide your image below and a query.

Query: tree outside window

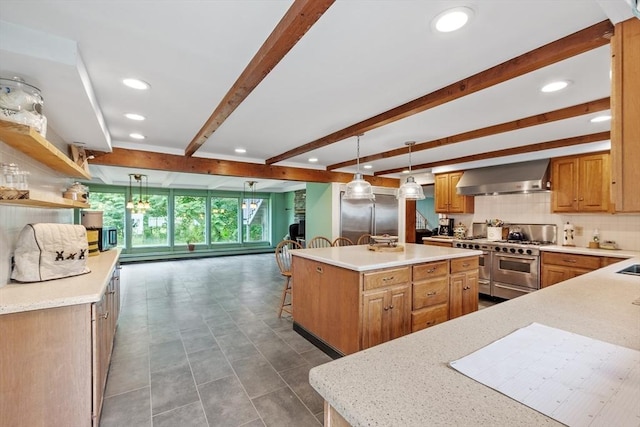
[174,195,206,245]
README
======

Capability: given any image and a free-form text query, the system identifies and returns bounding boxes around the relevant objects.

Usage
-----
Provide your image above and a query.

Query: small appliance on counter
[438,218,454,236]
[80,210,118,251]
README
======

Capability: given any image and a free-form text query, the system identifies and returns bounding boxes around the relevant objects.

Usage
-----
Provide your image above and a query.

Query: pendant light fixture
[343,134,375,200]
[397,141,425,200]
[241,181,247,210]
[126,173,149,212]
[126,174,134,210]
[249,181,258,209]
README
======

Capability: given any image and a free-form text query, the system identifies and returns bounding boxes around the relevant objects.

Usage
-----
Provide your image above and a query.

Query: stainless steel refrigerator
[340,192,398,243]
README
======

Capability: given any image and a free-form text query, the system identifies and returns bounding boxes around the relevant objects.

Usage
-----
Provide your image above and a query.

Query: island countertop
[0,249,121,315]
[291,243,481,272]
[309,256,640,426]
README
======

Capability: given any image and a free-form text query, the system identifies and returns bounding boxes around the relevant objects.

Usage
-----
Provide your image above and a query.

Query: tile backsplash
[453,192,640,251]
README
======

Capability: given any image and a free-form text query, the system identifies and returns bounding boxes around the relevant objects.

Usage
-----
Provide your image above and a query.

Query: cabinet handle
[426,291,437,296]
[427,268,436,273]
[389,305,394,310]
[102,311,109,320]
[316,266,323,273]
[382,276,395,282]
[573,199,577,202]
[579,198,584,201]
[107,290,116,295]
[427,320,435,326]
[462,263,470,267]
[384,306,389,311]
[563,259,577,263]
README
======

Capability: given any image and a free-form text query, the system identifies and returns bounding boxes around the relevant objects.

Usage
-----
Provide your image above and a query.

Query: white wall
[1,130,75,286]
[451,192,640,251]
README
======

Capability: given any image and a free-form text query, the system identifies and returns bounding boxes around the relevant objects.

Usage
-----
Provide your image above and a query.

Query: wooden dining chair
[275,239,302,318]
[307,236,332,248]
[333,236,354,247]
[357,234,373,245]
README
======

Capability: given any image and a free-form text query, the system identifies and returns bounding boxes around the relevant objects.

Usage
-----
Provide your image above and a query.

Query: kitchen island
[309,256,640,426]
[291,244,481,357]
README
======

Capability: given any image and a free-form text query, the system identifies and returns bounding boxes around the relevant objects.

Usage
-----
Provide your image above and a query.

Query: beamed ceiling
[0,1,635,193]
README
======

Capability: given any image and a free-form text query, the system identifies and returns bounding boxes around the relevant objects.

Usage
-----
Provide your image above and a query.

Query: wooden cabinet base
[325,401,352,427]
[0,304,92,426]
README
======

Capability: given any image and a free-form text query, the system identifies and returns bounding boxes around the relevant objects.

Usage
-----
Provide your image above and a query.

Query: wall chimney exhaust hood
[456,159,550,196]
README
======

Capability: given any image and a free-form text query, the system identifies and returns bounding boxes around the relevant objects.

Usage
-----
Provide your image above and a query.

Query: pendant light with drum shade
[343,134,375,200]
[397,141,425,200]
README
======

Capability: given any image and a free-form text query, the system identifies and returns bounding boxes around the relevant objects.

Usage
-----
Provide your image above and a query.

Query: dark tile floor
[100,253,331,427]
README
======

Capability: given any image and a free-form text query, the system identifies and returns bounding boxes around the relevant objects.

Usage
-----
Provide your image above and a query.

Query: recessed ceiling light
[124,113,146,121]
[122,78,150,90]
[433,7,473,33]
[590,115,611,123]
[541,80,570,93]
[234,148,246,154]
[129,133,145,140]
[363,165,373,169]
[308,157,318,163]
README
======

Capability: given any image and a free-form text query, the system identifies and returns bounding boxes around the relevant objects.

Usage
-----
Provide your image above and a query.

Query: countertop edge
[291,244,481,271]
[0,249,121,315]
[540,245,639,258]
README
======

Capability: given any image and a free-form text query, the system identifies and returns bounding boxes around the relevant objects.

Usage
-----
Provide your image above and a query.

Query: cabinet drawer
[411,304,448,332]
[413,261,449,280]
[363,267,410,291]
[450,256,479,273]
[412,278,449,310]
[542,252,601,270]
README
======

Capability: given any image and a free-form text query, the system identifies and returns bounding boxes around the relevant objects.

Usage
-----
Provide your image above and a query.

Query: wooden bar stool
[307,236,332,248]
[275,239,302,318]
[333,237,354,246]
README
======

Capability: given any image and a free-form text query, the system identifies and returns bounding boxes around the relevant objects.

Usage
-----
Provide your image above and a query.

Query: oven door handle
[494,254,537,262]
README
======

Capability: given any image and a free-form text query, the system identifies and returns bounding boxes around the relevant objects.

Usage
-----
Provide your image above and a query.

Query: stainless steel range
[453,223,556,299]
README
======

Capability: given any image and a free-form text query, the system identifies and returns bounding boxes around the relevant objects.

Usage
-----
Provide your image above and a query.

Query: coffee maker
[438,218,455,236]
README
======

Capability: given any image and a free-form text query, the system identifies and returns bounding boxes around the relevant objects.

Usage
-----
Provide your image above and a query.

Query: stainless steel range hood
[456,159,550,196]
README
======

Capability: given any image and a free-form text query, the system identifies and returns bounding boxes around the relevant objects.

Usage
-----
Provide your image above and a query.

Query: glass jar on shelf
[0,76,47,136]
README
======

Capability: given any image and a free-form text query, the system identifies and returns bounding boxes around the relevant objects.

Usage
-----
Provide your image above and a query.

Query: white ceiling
[0,0,635,192]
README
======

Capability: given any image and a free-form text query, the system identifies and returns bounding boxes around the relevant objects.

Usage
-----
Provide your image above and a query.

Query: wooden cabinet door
[552,158,578,212]
[461,271,479,316]
[578,153,610,212]
[92,295,109,423]
[362,289,387,349]
[541,265,572,288]
[448,273,465,319]
[449,271,478,319]
[434,174,450,213]
[388,284,411,341]
[448,172,465,213]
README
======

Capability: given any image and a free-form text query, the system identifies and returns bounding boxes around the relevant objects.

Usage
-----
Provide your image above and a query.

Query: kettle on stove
[507,226,525,241]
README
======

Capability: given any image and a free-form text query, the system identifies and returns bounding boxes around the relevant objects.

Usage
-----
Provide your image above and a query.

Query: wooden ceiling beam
[374,132,611,176]
[184,0,335,157]
[266,19,614,165]
[329,97,610,170]
[88,148,399,188]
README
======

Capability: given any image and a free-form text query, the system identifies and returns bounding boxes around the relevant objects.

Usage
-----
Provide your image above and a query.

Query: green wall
[306,182,333,240]
[416,197,438,231]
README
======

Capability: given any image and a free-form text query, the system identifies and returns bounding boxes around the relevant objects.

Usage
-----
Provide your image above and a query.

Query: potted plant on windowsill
[185,227,201,252]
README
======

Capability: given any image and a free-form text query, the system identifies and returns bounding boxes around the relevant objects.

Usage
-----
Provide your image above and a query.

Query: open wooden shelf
[0,189,90,209]
[0,119,91,180]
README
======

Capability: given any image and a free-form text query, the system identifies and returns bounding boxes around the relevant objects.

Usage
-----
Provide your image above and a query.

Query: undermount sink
[617,264,640,276]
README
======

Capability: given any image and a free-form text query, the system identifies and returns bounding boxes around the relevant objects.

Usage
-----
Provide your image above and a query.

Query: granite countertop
[291,243,481,272]
[540,245,639,258]
[0,249,121,315]
[309,256,640,426]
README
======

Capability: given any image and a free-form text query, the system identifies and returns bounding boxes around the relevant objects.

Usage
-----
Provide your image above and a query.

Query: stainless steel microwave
[99,226,118,251]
